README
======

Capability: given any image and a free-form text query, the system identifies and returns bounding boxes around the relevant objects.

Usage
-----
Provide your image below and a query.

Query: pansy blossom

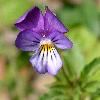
[15,6,73,75]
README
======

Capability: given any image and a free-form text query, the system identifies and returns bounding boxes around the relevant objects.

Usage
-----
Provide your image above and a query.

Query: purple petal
[48,30,73,49]
[15,7,44,32]
[44,6,68,33]
[30,44,62,75]
[15,30,42,51]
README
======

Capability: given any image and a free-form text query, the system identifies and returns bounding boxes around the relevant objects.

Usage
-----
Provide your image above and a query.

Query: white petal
[47,48,62,75]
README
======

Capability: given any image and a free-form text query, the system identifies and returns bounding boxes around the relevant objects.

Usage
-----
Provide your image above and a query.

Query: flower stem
[62,67,73,87]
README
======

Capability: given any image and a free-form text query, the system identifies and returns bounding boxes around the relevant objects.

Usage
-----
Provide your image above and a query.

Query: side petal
[15,30,42,51]
[44,6,68,33]
[48,30,73,49]
[15,7,44,32]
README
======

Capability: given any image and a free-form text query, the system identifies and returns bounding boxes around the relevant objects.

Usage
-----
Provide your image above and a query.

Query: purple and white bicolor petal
[30,44,62,75]
[44,6,68,33]
[30,53,48,74]
[15,7,44,32]
[15,30,42,51]
[48,30,73,49]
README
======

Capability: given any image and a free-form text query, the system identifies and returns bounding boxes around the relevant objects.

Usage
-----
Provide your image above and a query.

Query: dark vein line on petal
[51,55,53,61]
[44,46,45,52]
[51,37,55,41]
[34,36,40,41]
[47,45,48,57]
[22,39,40,45]
[23,44,37,47]
[32,40,40,43]
[42,53,44,61]
[53,39,59,42]
[38,46,43,57]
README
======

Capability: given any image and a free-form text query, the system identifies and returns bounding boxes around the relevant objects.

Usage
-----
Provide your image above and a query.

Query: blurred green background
[0,0,100,100]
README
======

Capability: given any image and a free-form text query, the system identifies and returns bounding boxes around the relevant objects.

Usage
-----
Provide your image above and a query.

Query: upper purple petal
[48,30,73,49]
[44,6,69,33]
[15,30,42,51]
[15,7,44,32]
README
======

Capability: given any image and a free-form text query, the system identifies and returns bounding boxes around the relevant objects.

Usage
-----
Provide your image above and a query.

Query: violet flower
[15,6,73,75]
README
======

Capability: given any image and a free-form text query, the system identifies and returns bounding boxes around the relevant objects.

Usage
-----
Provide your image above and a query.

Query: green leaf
[40,89,64,100]
[40,87,71,100]
[40,81,72,100]
[80,57,100,94]
[91,88,100,100]
[81,81,100,93]
[80,57,100,81]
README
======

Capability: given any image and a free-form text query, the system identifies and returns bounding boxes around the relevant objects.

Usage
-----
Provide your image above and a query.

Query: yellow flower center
[39,39,55,52]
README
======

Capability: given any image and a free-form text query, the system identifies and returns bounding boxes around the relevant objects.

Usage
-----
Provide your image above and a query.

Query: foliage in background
[0,0,35,99]
[0,0,100,100]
